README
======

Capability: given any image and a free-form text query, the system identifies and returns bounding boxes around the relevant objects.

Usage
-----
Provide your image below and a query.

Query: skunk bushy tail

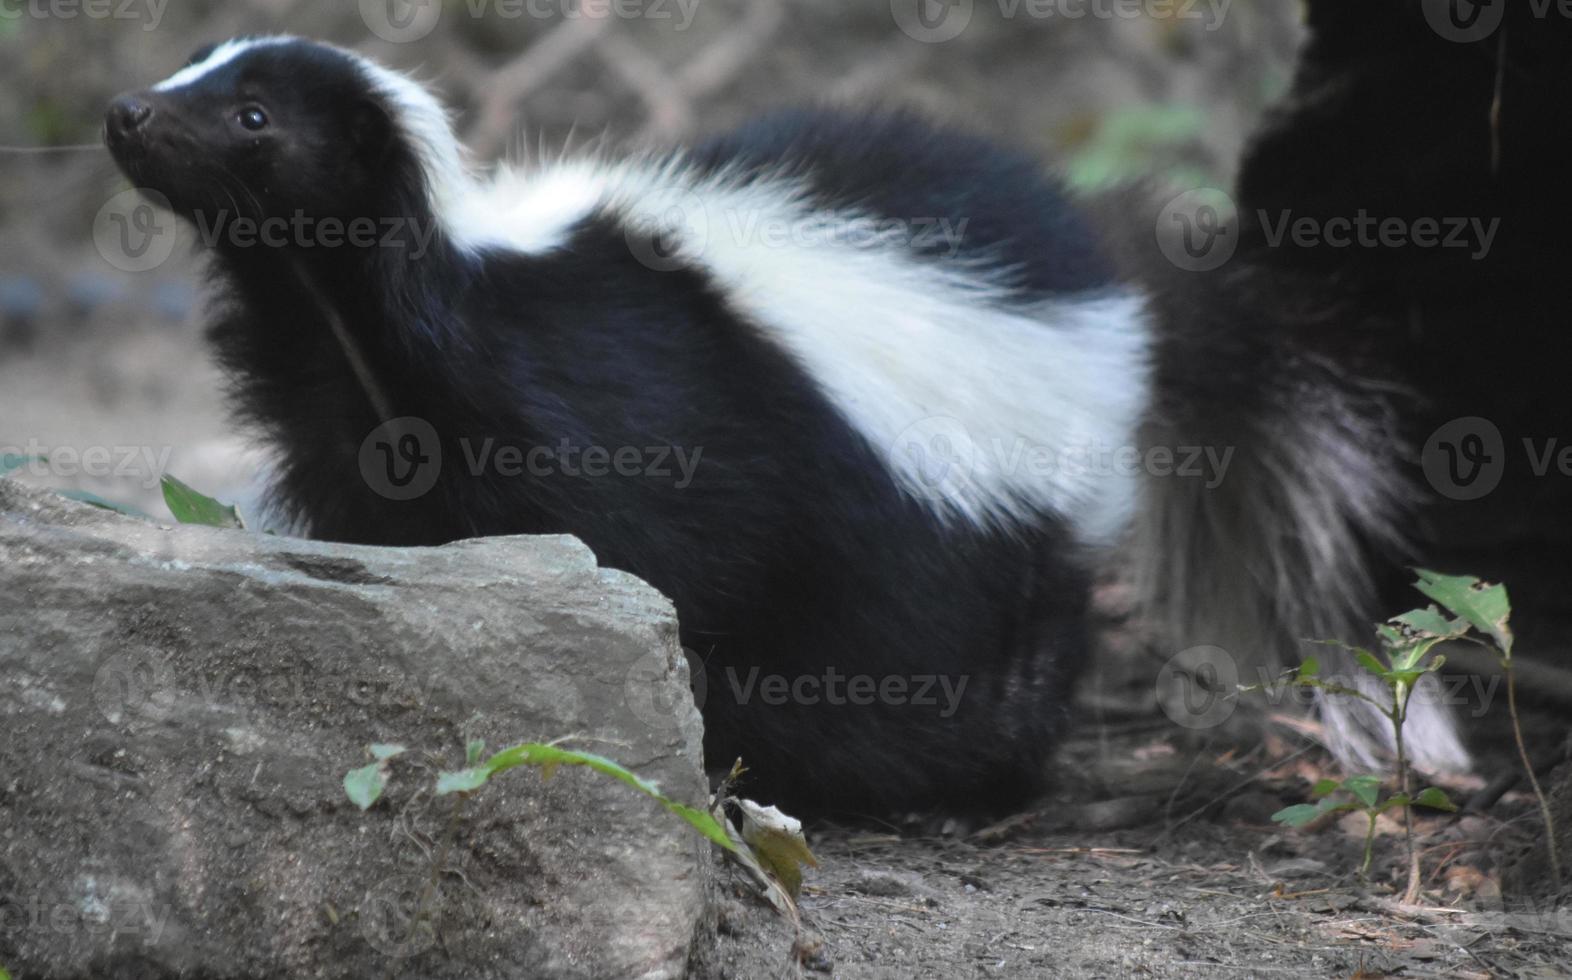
[1114,220,1468,772]
[1104,0,1572,774]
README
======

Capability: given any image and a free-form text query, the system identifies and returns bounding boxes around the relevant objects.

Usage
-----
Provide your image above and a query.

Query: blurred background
[0,0,1301,519]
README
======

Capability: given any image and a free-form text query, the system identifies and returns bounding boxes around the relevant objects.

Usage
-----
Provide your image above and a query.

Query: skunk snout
[105,93,154,149]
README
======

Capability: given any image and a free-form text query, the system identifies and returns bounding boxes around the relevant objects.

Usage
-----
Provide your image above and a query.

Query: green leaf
[1353,649,1390,681]
[466,739,486,766]
[1,963,11,980]
[344,762,390,811]
[370,744,406,762]
[1375,794,1412,815]
[55,488,150,518]
[1390,606,1469,640]
[1311,778,1340,798]
[1343,774,1383,809]
[1298,657,1321,680]
[1413,570,1513,655]
[1413,787,1459,812]
[438,743,738,852]
[435,767,491,795]
[1388,643,1439,675]
[161,474,244,529]
[1272,804,1323,827]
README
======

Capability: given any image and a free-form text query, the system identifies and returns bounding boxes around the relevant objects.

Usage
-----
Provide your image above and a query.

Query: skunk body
[106,37,1143,814]
[104,34,1471,813]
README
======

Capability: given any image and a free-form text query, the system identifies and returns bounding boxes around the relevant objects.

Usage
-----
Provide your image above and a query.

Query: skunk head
[105,37,465,238]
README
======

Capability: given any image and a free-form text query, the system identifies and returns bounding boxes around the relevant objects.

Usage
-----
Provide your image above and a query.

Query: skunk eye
[237,106,269,131]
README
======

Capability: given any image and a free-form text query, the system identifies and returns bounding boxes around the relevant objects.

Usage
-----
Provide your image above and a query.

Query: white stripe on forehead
[153,36,295,92]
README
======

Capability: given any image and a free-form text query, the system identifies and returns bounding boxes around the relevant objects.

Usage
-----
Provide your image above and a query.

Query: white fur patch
[154,37,293,92]
[455,158,1151,541]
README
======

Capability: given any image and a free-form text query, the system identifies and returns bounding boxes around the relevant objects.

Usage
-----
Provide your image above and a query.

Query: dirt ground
[698,680,1572,979]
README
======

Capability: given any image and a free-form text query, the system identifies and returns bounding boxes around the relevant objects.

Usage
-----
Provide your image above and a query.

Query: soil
[696,694,1572,979]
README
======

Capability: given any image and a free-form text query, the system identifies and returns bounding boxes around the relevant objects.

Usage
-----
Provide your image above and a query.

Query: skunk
[103,35,1466,814]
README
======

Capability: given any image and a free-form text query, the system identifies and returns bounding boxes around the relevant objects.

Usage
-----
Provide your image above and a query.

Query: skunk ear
[348,98,396,166]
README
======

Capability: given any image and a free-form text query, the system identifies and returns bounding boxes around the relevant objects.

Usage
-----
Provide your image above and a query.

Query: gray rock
[0,480,711,979]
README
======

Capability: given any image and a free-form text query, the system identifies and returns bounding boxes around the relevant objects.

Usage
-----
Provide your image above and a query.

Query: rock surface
[0,480,710,979]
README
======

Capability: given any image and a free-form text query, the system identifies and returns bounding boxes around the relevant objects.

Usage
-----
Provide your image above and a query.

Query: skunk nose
[106,95,153,141]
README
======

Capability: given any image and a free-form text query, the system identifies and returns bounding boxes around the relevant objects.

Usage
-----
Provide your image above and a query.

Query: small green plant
[1408,571,1559,889]
[1274,774,1456,882]
[344,739,816,950]
[1268,571,1558,898]
[1265,573,1467,900]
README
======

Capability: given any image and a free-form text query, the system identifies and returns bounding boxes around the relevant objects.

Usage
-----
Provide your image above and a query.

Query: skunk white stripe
[457,160,1151,542]
[154,37,293,92]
